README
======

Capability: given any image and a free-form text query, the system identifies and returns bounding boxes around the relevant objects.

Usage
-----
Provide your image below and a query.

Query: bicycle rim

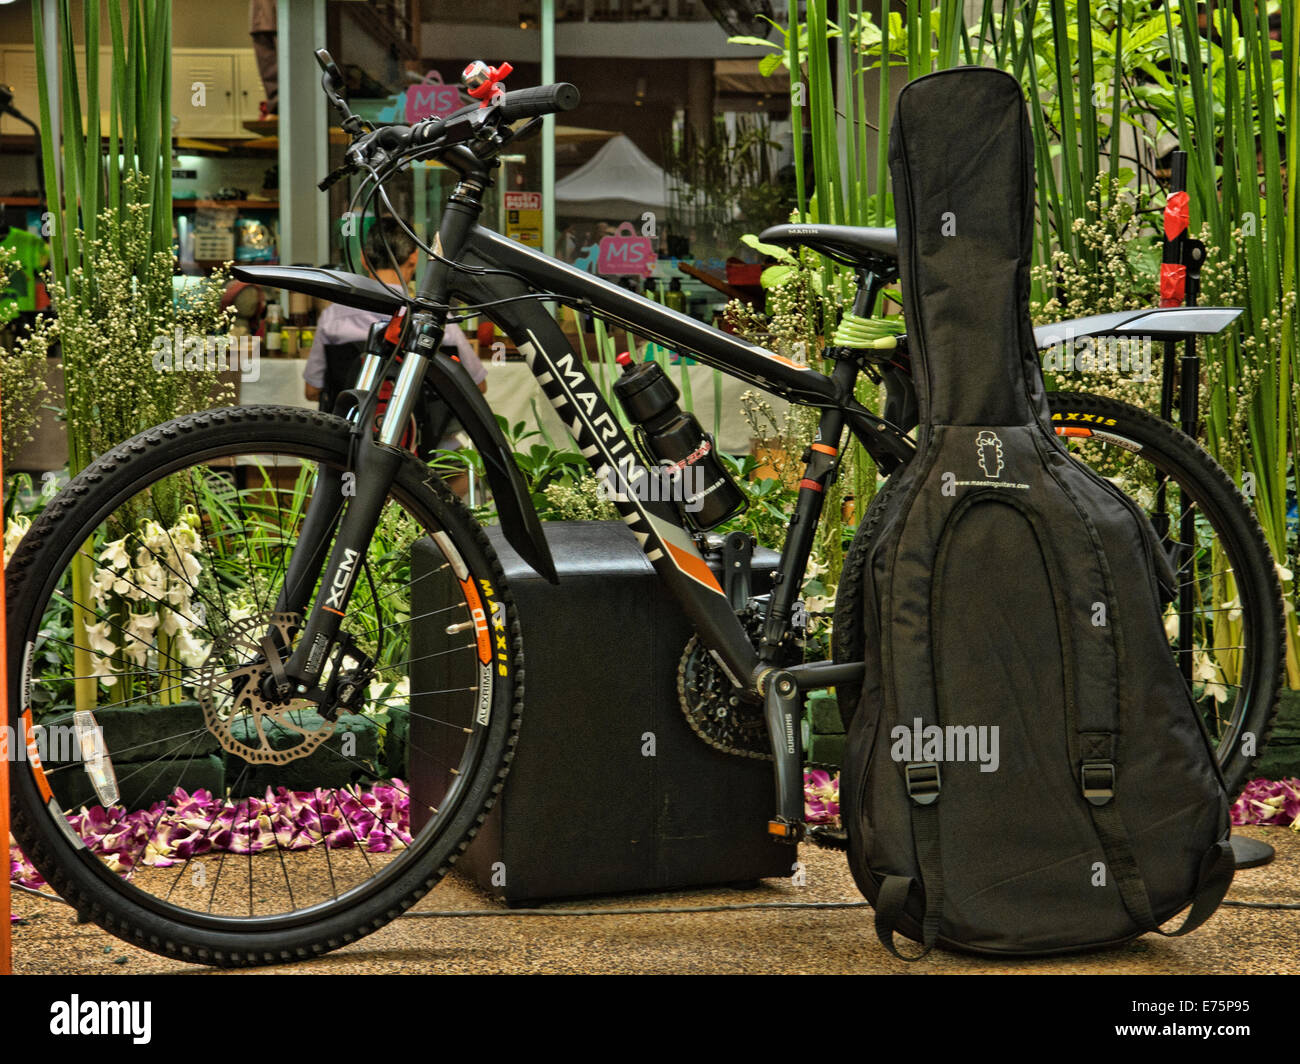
[8,415,509,938]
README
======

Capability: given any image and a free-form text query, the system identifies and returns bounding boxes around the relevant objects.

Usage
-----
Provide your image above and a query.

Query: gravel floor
[9,825,1298,974]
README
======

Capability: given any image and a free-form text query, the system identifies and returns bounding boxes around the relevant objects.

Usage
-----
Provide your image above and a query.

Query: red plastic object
[383,307,406,345]
[1159,262,1187,308]
[725,262,765,287]
[463,60,513,105]
[615,351,633,367]
[1163,190,1190,240]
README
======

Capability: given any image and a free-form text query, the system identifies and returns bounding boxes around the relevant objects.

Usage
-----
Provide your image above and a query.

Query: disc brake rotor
[195,612,336,765]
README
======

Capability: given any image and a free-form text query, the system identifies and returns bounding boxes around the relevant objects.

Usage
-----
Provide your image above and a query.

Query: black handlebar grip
[497,83,580,123]
[373,124,413,151]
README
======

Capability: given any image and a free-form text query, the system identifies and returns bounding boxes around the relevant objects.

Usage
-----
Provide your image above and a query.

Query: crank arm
[763,661,865,843]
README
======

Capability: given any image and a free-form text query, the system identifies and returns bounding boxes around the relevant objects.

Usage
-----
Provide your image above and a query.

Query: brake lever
[318,164,354,192]
[501,116,544,145]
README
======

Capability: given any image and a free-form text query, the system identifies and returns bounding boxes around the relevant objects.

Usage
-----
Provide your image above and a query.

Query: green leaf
[740,233,795,261]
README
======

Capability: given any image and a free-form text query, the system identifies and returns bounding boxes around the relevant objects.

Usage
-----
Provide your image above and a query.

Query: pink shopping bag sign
[597,222,657,277]
[406,72,464,122]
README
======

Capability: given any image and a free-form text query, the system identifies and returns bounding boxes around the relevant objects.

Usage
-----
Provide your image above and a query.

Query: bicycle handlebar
[497,82,581,122]
[368,83,579,155]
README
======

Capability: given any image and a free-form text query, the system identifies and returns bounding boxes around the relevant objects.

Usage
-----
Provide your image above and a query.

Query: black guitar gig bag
[841,67,1235,958]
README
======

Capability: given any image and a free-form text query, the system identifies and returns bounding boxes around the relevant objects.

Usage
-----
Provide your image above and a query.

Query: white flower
[161,605,202,636]
[1194,653,1229,704]
[165,578,195,607]
[1276,562,1293,585]
[91,653,119,688]
[140,519,170,553]
[180,551,202,583]
[134,560,167,599]
[89,567,118,608]
[84,620,118,657]
[126,611,160,643]
[4,515,31,564]
[173,626,210,667]
[98,537,131,571]
[170,521,201,552]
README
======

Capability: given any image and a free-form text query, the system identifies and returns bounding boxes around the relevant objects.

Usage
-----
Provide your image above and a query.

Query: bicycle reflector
[73,710,119,808]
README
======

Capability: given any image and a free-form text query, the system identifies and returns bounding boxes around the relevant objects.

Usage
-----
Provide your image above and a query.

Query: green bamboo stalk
[107,0,123,218]
[1021,24,1064,285]
[155,0,173,254]
[788,0,806,221]
[30,0,65,285]
[840,0,859,227]
[874,0,891,227]
[1048,0,1083,262]
[122,0,138,171]
[853,0,869,223]
[1106,8,1123,198]
[1283,2,1300,687]
[1075,0,1098,222]
[806,0,842,226]
[83,0,101,251]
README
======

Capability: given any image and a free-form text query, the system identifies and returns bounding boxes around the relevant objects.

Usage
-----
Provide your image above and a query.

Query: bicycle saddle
[759,223,898,272]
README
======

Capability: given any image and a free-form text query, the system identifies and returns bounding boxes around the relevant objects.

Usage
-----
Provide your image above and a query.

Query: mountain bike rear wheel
[833,392,1284,800]
[7,406,522,967]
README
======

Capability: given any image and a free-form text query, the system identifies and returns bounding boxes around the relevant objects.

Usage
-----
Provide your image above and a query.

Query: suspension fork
[273,335,389,620]
[274,167,488,694]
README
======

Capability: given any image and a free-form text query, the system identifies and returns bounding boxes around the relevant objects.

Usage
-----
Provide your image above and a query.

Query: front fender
[425,351,558,584]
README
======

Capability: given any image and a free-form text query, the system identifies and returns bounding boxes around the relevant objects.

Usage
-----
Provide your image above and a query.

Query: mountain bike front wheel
[833,392,1284,800]
[7,406,523,967]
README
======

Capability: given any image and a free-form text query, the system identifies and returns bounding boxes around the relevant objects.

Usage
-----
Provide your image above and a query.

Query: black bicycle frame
[451,225,914,687]
[271,162,909,837]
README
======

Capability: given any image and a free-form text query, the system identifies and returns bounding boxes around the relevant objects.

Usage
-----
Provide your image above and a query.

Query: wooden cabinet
[236,49,265,125]
[171,51,238,136]
[1,47,47,137]
[1,46,262,139]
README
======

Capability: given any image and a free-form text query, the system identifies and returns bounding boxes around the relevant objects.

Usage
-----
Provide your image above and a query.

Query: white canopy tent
[555,134,670,221]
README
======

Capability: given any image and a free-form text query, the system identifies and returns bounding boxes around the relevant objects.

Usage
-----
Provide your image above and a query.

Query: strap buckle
[905,762,941,805]
[1081,760,1116,806]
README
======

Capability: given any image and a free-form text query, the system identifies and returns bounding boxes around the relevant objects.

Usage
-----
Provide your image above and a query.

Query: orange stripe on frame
[665,541,724,593]
[810,443,837,455]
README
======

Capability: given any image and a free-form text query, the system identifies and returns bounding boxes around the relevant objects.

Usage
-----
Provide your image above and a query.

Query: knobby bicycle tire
[6,406,524,967]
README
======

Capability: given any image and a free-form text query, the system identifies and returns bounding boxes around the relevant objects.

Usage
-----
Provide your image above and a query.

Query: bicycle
[6,51,1283,967]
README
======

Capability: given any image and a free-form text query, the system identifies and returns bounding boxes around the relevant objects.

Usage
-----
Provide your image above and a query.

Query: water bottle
[612,353,747,530]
